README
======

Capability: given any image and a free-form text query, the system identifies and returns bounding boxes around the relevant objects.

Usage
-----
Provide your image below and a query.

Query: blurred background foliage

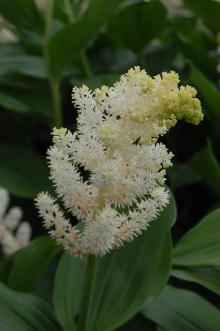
[0,0,220,330]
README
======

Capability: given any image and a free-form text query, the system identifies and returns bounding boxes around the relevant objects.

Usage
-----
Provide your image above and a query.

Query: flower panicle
[36,67,203,257]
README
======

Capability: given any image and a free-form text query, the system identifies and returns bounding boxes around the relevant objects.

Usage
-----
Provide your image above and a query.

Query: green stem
[78,255,97,331]
[44,0,54,44]
[50,79,62,128]
[43,0,63,127]
[80,51,93,78]
[63,0,93,78]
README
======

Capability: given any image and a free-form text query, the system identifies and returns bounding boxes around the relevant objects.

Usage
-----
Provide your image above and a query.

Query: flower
[0,188,31,255]
[36,67,203,256]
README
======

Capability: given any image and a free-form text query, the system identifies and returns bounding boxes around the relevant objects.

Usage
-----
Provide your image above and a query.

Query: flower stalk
[44,0,63,127]
[63,0,93,78]
[50,78,62,128]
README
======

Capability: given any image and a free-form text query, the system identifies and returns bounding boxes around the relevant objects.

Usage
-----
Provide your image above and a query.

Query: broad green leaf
[142,285,220,331]
[0,144,51,198]
[48,0,123,79]
[0,0,44,34]
[0,92,29,113]
[108,1,167,53]
[53,253,86,331]
[7,236,61,292]
[12,85,54,121]
[0,74,34,89]
[0,281,61,331]
[0,46,52,121]
[0,252,17,284]
[34,256,60,304]
[173,208,220,267]
[0,72,51,123]
[53,191,176,331]
[189,66,220,122]
[171,267,220,295]
[184,0,220,31]
[188,143,220,197]
[0,44,47,78]
[0,55,47,78]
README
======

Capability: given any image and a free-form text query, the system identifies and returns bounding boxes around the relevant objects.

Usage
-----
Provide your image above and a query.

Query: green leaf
[53,253,86,331]
[108,1,167,53]
[0,92,29,113]
[173,208,220,267]
[34,256,61,304]
[0,0,44,34]
[0,79,53,122]
[0,144,51,198]
[189,66,220,122]
[142,285,220,331]
[53,191,176,331]
[0,281,61,331]
[0,55,47,78]
[0,45,52,121]
[188,143,220,197]
[171,267,220,295]
[12,85,54,121]
[183,0,220,31]
[7,236,61,292]
[0,44,47,78]
[0,253,17,284]
[48,0,123,79]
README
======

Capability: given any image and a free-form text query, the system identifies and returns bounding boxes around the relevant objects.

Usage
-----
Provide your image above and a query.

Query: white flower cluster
[36,67,202,256]
[0,188,31,255]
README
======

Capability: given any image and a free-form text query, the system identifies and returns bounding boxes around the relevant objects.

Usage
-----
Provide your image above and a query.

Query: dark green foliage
[108,1,167,53]
[53,194,175,331]
[0,0,220,330]
[0,144,51,198]
[0,281,61,331]
[142,285,220,331]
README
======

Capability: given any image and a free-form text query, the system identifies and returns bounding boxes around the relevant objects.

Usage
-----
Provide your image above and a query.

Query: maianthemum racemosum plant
[35,66,203,257]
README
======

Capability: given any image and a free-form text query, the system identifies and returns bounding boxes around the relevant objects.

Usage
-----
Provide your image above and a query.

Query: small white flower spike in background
[36,67,203,257]
[0,187,31,255]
